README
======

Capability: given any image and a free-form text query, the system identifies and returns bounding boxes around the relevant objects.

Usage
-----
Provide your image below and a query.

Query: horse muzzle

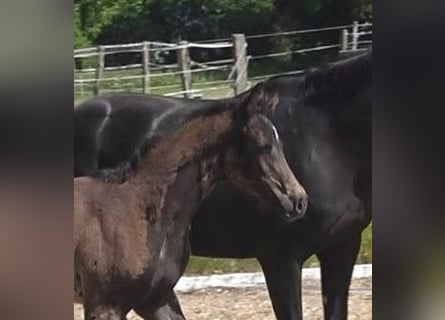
[271,185,308,222]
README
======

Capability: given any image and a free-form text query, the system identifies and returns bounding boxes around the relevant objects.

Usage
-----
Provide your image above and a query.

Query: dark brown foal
[74,85,307,320]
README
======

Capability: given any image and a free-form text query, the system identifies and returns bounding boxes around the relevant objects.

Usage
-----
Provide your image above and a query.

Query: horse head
[224,84,308,221]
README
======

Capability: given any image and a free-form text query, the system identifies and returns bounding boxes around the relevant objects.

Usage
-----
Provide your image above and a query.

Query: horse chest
[149,231,191,296]
[141,162,202,297]
[292,139,369,244]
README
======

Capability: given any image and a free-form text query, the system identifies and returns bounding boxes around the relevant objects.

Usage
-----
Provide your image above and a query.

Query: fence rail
[74,21,372,100]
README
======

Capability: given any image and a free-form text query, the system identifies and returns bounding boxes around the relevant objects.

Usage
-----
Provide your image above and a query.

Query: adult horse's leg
[134,291,186,320]
[316,234,361,320]
[258,255,303,320]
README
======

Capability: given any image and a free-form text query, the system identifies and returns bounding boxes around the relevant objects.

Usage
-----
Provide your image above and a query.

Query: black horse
[74,50,371,320]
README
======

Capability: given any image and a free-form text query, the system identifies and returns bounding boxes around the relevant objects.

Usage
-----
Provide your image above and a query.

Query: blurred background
[74,0,372,103]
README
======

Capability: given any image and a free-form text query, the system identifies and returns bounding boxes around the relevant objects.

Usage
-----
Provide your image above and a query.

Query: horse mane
[259,49,371,109]
[91,91,253,183]
[302,49,372,105]
[92,148,144,183]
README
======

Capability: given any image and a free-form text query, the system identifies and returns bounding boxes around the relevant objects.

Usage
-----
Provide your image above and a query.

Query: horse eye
[258,144,272,154]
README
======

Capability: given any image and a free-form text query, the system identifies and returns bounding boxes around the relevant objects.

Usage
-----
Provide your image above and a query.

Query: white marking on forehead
[271,125,280,141]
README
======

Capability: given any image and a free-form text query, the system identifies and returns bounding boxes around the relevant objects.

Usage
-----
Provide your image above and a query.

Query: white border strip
[175,264,372,293]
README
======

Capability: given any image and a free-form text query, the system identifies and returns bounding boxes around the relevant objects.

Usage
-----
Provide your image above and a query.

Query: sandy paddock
[74,277,371,319]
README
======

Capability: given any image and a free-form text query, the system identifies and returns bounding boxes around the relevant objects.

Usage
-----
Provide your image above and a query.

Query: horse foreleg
[83,304,125,320]
[259,255,303,320]
[134,291,186,320]
[316,233,361,320]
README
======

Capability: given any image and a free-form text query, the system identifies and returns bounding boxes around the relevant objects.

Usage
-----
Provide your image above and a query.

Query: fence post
[142,41,151,93]
[352,20,359,51]
[340,29,349,52]
[94,45,105,96]
[177,41,192,98]
[232,33,247,95]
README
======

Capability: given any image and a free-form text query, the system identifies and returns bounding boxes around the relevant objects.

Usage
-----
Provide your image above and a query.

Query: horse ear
[243,83,279,116]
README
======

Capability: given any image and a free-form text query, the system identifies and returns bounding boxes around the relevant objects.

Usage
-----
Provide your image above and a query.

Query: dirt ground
[74,277,371,319]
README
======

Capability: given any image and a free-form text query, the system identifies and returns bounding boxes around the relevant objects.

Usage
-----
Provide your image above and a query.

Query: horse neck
[292,56,371,139]
[128,107,236,188]
[310,80,371,174]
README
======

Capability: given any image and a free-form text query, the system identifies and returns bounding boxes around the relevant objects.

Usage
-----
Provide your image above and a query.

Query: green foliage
[74,0,145,48]
[74,5,91,48]
[74,0,372,48]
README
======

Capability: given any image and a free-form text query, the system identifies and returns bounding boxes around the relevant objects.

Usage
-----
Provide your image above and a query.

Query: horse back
[74,95,176,176]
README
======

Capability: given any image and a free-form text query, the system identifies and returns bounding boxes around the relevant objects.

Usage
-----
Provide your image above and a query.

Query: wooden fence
[74,21,371,100]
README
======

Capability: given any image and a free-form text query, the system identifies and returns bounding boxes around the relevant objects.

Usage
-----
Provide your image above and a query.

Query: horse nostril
[294,196,307,215]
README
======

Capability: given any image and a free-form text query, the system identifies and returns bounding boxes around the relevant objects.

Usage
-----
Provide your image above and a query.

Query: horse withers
[74,84,308,320]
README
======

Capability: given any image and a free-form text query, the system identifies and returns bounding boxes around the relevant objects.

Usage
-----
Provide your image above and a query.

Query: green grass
[358,222,372,263]
[75,65,233,103]
[186,257,261,275]
[184,224,372,275]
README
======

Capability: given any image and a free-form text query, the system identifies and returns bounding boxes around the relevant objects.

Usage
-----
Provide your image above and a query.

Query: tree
[74,0,372,60]
[74,0,145,48]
